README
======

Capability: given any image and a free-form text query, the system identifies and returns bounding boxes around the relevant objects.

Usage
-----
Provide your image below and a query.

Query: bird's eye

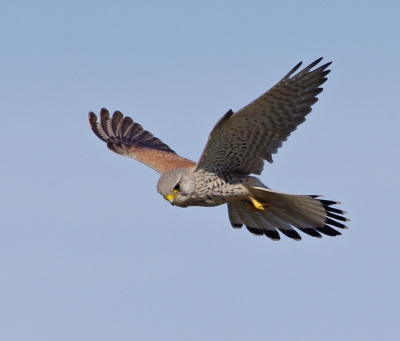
[173,183,180,191]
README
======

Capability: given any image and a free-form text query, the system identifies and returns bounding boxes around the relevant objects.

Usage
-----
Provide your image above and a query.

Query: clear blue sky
[1,1,399,340]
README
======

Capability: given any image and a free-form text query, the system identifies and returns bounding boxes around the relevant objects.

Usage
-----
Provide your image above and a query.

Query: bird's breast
[187,171,251,207]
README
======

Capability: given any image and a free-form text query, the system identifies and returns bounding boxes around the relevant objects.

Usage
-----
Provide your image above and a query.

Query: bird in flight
[89,58,349,241]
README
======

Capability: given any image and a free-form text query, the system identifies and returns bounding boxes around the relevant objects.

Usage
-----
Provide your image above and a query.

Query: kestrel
[89,58,349,241]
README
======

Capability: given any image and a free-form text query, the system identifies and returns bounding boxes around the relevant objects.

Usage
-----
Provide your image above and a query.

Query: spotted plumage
[89,58,349,241]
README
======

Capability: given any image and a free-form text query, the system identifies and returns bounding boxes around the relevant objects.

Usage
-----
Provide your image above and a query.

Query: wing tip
[88,111,98,125]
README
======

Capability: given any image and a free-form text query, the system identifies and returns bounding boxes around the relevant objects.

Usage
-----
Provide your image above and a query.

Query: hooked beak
[165,193,177,205]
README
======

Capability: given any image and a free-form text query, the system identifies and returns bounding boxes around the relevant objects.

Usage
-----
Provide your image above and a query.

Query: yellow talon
[248,197,270,211]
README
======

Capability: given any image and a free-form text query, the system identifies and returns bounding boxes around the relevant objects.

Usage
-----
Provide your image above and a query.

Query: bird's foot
[247,197,270,211]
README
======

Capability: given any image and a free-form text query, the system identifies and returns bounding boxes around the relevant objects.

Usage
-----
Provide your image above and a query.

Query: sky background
[1,1,399,340]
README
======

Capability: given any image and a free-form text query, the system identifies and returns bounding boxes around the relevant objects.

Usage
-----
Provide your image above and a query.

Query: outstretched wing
[195,58,331,175]
[89,108,196,174]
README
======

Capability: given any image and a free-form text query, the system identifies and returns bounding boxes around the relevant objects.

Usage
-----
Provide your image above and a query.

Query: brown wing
[195,58,331,175]
[89,108,196,174]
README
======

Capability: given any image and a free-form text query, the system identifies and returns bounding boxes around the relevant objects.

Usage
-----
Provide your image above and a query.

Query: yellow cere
[166,193,177,203]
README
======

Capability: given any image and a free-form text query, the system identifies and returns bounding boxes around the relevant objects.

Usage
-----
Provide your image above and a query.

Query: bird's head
[157,168,195,207]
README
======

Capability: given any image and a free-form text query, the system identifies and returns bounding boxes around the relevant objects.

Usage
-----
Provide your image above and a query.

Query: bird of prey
[89,58,349,241]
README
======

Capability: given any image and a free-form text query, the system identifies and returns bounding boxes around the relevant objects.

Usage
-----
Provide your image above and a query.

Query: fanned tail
[227,187,349,241]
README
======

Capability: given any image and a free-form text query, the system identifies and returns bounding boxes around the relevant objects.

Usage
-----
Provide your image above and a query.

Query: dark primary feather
[89,108,176,155]
[89,108,196,174]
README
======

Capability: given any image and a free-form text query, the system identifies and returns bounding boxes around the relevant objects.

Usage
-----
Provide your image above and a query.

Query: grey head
[157,167,195,207]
